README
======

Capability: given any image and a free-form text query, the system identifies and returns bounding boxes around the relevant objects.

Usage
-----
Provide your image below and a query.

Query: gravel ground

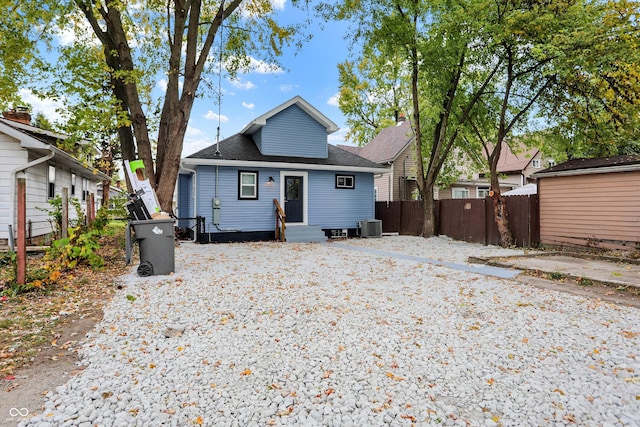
[20,236,640,426]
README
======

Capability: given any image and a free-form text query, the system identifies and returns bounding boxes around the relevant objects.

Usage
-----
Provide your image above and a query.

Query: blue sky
[19,3,357,157]
[182,13,355,156]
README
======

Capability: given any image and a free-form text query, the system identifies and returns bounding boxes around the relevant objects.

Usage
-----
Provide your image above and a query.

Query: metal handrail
[273,199,286,242]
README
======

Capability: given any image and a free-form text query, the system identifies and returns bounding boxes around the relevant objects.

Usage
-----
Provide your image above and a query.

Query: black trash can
[128,219,175,276]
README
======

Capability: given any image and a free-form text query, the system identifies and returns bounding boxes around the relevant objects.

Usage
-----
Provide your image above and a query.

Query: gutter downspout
[180,164,198,242]
[9,150,55,248]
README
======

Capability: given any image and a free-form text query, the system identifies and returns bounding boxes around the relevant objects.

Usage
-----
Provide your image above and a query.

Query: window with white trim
[48,164,56,199]
[452,187,469,199]
[477,187,490,198]
[82,177,89,201]
[532,159,541,168]
[336,174,355,189]
[238,171,258,199]
[70,171,76,196]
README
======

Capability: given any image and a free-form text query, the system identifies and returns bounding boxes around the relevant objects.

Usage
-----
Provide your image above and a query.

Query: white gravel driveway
[22,236,640,426]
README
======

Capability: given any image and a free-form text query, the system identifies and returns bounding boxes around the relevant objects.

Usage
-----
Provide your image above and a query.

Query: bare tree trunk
[421,184,437,237]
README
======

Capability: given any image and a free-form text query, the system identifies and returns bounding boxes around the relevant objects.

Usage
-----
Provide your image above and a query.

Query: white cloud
[229,78,256,90]
[203,110,230,123]
[55,26,76,46]
[247,57,284,74]
[279,84,295,92]
[242,102,255,109]
[156,78,183,94]
[18,89,65,124]
[328,127,348,146]
[271,0,286,10]
[327,93,340,107]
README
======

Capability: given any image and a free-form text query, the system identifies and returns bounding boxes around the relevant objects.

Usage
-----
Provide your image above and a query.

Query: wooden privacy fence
[375,195,539,247]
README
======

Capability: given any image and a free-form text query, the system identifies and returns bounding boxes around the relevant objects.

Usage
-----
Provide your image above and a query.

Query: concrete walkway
[331,243,521,279]
[471,253,640,289]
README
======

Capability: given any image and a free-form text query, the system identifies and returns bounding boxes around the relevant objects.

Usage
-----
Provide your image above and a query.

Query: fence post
[61,187,68,238]
[17,177,26,286]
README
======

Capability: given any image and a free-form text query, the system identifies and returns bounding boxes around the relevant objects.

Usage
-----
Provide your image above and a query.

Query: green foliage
[37,195,86,239]
[49,227,104,269]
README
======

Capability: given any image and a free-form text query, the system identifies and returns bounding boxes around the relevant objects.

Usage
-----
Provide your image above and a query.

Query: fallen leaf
[194,415,204,425]
[240,369,252,376]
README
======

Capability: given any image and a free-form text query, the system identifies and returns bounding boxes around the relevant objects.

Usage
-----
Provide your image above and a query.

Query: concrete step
[285,225,327,243]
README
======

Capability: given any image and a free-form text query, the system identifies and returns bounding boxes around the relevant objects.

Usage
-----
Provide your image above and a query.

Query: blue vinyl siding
[192,166,375,233]
[195,165,281,233]
[259,105,328,158]
[308,171,375,228]
[177,174,193,228]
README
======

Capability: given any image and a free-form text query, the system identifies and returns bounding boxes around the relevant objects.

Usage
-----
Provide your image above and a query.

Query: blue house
[177,96,388,242]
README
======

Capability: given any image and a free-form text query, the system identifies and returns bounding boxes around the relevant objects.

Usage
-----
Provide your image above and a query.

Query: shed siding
[539,171,640,249]
[259,105,328,158]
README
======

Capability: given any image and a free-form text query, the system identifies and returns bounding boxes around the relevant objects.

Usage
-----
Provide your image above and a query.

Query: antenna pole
[214,2,225,157]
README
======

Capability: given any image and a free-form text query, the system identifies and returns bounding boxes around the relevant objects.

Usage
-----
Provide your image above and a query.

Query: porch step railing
[273,199,286,242]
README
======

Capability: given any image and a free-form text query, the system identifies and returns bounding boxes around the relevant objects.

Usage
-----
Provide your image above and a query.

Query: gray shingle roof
[338,120,414,163]
[186,133,388,170]
[535,155,640,177]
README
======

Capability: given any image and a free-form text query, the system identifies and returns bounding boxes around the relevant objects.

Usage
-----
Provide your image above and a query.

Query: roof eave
[181,157,388,174]
[534,163,640,178]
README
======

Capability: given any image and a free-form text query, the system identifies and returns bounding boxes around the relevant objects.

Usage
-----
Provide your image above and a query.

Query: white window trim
[532,159,541,168]
[48,163,56,199]
[336,174,355,189]
[239,171,258,199]
[452,187,469,199]
[476,187,490,198]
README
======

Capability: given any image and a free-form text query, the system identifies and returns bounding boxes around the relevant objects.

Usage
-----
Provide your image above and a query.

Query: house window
[547,160,556,168]
[532,159,541,168]
[82,177,89,202]
[70,171,76,196]
[336,174,355,189]
[47,163,56,199]
[452,188,469,199]
[238,171,258,199]
[477,187,490,198]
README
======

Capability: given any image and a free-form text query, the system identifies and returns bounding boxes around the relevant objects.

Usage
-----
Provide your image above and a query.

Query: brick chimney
[2,106,32,125]
[396,113,406,126]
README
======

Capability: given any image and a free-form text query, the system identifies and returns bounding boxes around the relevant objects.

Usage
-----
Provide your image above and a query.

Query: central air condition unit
[359,219,382,238]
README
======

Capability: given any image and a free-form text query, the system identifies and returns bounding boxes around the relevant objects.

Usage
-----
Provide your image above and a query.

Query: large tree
[2,0,307,213]
[324,0,640,244]
[321,0,499,237]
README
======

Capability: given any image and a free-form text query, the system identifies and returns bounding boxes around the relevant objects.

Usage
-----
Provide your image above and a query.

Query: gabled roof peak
[240,95,339,135]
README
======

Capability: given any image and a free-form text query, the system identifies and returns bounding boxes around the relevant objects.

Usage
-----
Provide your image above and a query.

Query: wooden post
[61,187,68,238]
[89,193,95,223]
[17,177,26,286]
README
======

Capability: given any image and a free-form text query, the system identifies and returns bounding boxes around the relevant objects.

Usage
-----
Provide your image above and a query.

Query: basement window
[238,171,258,199]
[335,174,355,189]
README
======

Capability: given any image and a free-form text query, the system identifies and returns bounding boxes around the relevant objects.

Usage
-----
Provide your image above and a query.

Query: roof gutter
[181,158,389,174]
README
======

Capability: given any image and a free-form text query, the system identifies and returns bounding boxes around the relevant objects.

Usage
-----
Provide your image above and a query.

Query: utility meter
[213,198,221,225]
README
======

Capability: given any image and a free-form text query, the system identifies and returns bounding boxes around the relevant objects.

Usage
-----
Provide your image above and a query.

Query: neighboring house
[178,96,388,242]
[339,117,418,202]
[97,180,126,210]
[0,111,110,247]
[534,155,640,251]
[344,119,554,201]
[441,142,554,199]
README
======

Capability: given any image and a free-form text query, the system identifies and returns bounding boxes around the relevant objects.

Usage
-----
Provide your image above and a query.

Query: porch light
[268,176,275,182]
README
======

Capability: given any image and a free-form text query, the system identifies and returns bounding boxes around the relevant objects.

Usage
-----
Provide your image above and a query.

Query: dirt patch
[0,232,128,426]
[517,274,640,309]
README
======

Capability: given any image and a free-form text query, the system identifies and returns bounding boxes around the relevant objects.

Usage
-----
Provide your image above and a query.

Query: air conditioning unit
[359,219,382,238]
